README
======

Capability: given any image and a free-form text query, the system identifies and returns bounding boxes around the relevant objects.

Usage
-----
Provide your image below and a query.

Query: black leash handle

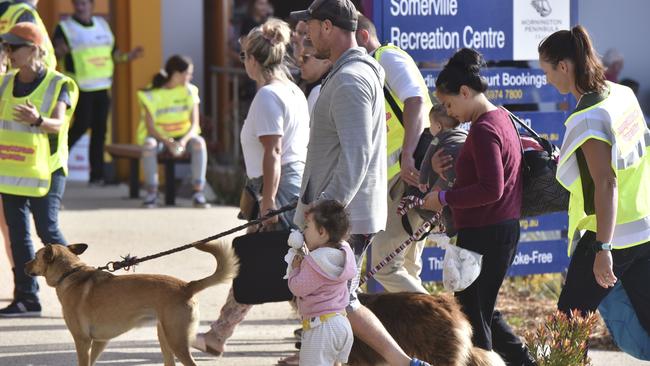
[97,201,298,272]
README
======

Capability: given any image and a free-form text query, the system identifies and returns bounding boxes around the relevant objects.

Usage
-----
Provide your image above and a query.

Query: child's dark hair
[435,48,488,95]
[306,200,350,247]
[430,103,460,129]
[538,25,606,95]
[150,54,192,89]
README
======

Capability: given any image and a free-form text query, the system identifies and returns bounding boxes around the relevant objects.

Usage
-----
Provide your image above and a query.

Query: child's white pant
[299,314,353,366]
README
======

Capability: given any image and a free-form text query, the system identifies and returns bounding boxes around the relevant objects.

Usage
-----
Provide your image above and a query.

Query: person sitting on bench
[136,54,209,208]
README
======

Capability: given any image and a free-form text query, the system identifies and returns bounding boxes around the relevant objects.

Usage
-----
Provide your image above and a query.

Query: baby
[416,104,467,236]
[287,200,357,366]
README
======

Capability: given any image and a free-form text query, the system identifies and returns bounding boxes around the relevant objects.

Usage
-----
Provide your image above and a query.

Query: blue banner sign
[513,111,569,145]
[374,0,576,62]
[418,240,569,282]
[421,67,569,105]
[520,212,568,232]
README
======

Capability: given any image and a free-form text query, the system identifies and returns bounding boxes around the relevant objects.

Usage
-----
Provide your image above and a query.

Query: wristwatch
[592,240,612,253]
[31,115,43,127]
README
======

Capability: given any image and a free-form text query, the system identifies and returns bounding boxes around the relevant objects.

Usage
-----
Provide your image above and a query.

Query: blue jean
[1,168,67,302]
[248,161,304,230]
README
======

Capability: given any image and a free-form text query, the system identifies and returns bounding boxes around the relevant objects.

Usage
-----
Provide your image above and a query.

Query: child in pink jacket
[288,200,357,366]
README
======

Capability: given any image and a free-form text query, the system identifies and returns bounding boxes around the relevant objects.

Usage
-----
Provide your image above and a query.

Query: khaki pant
[370,176,428,293]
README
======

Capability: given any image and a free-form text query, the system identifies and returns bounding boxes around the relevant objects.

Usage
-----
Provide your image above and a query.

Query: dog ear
[67,243,88,256]
[44,245,55,263]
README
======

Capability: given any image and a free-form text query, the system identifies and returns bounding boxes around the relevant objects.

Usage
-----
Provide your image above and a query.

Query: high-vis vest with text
[374,44,432,180]
[0,2,57,70]
[59,16,115,92]
[136,84,200,145]
[556,82,650,254]
[0,70,79,197]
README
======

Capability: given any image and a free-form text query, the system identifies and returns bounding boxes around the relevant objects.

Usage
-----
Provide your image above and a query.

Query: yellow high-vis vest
[59,16,115,92]
[136,84,200,145]
[374,44,432,180]
[0,2,57,70]
[0,69,79,197]
[556,82,650,254]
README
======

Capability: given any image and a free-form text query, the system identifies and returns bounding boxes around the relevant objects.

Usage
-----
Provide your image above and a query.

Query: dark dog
[349,292,506,366]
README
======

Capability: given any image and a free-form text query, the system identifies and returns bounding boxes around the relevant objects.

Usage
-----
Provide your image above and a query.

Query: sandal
[191,333,223,357]
[277,353,299,366]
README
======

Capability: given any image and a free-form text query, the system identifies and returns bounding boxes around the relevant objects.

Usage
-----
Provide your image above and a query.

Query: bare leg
[349,305,411,366]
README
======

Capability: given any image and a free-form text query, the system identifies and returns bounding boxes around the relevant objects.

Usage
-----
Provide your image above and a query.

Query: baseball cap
[0,22,44,47]
[290,0,358,32]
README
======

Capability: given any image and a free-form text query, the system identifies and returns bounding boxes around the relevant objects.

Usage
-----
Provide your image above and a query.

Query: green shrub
[525,309,598,366]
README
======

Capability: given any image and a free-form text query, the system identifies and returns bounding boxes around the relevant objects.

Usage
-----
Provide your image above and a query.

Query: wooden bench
[105,143,190,205]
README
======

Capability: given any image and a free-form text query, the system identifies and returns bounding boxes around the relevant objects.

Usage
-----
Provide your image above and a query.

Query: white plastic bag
[433,235,483,292]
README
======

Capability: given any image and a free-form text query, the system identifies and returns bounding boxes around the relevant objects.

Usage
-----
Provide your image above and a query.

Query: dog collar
[55,266,84,286]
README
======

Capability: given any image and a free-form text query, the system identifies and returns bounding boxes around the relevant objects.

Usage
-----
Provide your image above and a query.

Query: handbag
[505,108,569,217]
[237,184,260,221]
[232,230,294,305]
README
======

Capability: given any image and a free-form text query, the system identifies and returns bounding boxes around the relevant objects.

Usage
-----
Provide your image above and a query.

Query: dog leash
[358,210,445,288]
[97,201,298,272]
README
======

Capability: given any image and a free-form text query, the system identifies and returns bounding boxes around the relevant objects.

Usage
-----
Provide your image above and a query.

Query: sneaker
[142,192,158,208]
[0,299,42,317]
[410,358,432,366]
[192,192,210,208]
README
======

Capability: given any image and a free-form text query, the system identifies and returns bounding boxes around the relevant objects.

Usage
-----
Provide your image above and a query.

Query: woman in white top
[193,18,310,356]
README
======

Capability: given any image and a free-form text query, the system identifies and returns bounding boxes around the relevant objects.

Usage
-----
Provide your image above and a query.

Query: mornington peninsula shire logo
[531,0,552,17]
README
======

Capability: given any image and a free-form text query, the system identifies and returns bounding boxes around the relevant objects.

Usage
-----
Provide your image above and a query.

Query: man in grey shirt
[292,1,430,365]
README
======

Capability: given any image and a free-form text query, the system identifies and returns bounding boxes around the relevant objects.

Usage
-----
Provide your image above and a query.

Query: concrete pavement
[0,182,647,365]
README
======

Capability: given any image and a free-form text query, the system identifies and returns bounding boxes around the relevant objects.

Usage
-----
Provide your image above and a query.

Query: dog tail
[466,347,506,366]
[186,240,240,295]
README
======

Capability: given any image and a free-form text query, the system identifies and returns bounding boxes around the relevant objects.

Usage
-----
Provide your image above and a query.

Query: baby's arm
[287,259,322,297]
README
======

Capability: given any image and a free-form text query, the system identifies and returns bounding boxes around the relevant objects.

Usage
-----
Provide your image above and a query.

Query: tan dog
[350,292,506,366]
[25,242,239,366]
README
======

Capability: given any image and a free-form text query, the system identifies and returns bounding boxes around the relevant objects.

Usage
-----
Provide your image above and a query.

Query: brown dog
[25,241,239,366]
[349,292,506,366]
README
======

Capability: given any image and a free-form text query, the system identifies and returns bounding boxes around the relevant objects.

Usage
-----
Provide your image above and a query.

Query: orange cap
[0,22,44,47]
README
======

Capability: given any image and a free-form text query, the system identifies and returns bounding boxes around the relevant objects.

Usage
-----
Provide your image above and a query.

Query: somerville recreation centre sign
[372,0,576,62]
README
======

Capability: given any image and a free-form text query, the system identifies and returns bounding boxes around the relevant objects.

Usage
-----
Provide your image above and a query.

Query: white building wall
[161,0,205,112]
[579,0,650,113]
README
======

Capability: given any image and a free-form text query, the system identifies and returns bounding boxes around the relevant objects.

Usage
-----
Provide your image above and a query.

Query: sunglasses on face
[239,51,246,62]
[3,43,30,52]
[299,53,323,65]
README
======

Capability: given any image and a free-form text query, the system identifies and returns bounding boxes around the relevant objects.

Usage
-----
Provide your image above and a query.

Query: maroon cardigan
[445,108,523,229]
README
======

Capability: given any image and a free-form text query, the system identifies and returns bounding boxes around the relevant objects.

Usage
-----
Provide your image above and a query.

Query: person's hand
[13,100,40,125]
[431,149,453,181]
[418,183,429,193]
[129,46,144,60]
[422,191,443,212]
[260,198,279,230]
[400,155,420,186]
[292,254,303,269]
[593,250,617,288]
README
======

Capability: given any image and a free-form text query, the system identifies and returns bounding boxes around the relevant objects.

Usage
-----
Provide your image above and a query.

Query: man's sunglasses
[239,51,246,62]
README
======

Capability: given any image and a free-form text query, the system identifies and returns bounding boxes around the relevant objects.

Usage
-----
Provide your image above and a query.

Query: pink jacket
[288,242,357,318]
